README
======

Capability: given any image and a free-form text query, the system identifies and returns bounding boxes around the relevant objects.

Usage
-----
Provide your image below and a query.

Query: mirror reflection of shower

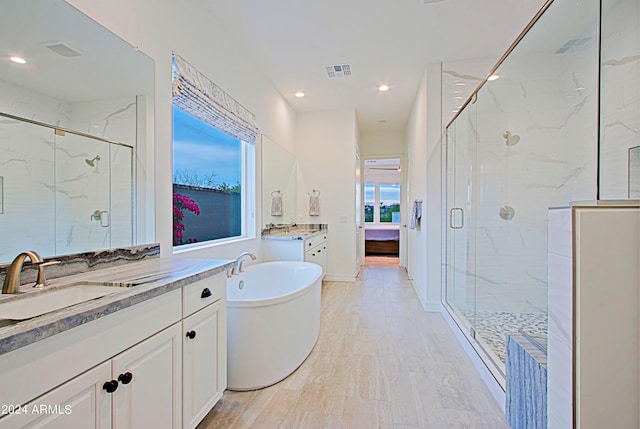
[503,131,520,146]
[85,155,101,167]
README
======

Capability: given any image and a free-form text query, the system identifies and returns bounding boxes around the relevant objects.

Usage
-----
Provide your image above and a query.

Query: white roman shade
[172,53,258,143]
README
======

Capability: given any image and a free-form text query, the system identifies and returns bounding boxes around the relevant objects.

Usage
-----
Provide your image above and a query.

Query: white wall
[295,109,359,281]
[405,64,443,311]
[66,0,298,262]
[359,130,405,157]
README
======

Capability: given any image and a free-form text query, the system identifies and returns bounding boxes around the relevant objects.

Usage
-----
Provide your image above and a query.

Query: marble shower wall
[599,0,640,199]
[444,0,599,315]
[0,80,135,262]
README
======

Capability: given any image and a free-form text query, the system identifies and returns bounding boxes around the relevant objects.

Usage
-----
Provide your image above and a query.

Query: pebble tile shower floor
[198,266,509,428]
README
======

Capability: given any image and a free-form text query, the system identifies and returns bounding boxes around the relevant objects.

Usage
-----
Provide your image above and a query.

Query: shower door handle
[450,208,464,229]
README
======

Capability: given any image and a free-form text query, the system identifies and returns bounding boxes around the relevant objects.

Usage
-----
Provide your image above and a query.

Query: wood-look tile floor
[198,266,510,429]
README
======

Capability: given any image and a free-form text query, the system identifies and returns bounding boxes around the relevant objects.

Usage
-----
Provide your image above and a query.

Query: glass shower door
[445,101,477,338]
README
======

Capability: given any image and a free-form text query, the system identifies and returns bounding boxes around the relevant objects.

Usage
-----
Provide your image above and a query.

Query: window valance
[172,53,258,143]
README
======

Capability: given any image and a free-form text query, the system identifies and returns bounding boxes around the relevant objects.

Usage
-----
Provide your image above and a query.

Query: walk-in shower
[444,0,601,383]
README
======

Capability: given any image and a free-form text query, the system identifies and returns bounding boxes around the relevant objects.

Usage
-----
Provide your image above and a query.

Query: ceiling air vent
[45,43,82,57]
[325,64,352,78]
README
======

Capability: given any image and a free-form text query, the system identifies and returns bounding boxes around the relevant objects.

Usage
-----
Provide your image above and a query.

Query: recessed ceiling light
[295,91,305,98]
[378,84,390,92]
[9,56,27,64]
[487,74,500,81]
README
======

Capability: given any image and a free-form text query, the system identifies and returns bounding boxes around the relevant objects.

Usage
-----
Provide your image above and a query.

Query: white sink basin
[0,283,125,321]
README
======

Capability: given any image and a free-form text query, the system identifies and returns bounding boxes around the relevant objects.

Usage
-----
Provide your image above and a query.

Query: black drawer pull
[201,288,212,298]
[186,330,197,339]
[118,372,133,385]
[103,380,118,393]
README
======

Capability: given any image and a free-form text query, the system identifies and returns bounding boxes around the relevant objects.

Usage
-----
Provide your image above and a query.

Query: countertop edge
[0,258,234,356]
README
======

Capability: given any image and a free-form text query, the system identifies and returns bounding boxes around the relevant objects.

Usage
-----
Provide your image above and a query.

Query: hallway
[199,266,509,428]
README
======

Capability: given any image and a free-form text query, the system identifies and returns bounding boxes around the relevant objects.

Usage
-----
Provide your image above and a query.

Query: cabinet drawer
[182,275,225,317]
[304,234,327,250]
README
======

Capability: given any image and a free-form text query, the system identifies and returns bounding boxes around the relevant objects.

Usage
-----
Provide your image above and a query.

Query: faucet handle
[34,261,61,288]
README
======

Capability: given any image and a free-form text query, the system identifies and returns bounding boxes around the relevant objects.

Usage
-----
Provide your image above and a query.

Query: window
[364,182,400,224]
[173,107,251,245]
[171,53,257,248]
[379,183,400,223]
[364,183,375,223]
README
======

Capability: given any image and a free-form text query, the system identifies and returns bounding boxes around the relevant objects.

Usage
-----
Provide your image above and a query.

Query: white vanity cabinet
[0,361,112,429]
[112,323,182,429]
[263,233,328,275]
[0,268,230,429]
[181,276,227,429]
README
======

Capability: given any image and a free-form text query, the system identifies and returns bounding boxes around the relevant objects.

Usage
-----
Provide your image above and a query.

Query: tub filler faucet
[232,252,256,275]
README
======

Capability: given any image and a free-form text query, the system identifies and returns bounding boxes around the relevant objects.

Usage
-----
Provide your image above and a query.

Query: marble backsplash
[0,243,160,289]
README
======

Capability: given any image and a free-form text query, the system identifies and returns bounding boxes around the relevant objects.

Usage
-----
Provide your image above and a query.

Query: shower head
[503,131,520,146]
[85,155,101,167]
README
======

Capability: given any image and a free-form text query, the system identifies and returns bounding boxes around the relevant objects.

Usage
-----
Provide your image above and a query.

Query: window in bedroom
[364,182,375,223]
[379,183,400,223]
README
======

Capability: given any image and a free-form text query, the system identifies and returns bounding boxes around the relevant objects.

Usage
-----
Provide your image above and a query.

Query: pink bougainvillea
[173,193,200,245]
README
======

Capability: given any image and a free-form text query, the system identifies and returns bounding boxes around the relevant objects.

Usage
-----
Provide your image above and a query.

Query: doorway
[363,158,402,266]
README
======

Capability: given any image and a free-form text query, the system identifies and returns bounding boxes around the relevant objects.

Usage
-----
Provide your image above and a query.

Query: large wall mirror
[261,135,297,227]
[0,0,154,263]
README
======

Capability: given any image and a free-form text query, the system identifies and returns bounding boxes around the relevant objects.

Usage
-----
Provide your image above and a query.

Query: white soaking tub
[226,261,323,390]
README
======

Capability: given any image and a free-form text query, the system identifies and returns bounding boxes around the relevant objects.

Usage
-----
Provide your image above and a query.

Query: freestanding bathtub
[226,261,323,390]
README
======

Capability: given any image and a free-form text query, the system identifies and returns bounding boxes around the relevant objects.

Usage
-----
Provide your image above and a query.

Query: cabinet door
[112,323,182,429]
[182,300,227,429]
[0,361,111,429]
[305,243,327,274]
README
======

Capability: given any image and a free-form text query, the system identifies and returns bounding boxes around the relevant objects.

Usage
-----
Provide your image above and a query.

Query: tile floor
[198,266,510,428]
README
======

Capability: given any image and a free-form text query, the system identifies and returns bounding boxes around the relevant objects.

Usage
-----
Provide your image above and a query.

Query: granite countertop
[0,257,234,356]
[261,229,327,241]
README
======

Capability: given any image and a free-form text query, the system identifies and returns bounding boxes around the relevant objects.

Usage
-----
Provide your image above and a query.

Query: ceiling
[0,0,153,103]
[204,0,547,132]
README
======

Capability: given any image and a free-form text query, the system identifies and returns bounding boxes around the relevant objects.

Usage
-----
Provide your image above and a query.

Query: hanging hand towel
[409,200,417,229]
[271,190,283,216]
[309,190,320,216]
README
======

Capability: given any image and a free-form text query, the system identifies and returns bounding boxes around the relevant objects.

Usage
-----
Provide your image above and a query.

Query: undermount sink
[0,282,131,321]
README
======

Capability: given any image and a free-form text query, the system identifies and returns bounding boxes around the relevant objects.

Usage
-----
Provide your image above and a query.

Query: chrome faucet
[232,252,256,275]
[2,251,43,294]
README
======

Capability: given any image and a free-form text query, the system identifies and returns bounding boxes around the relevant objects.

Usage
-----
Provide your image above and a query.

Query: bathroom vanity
[0,255,233,429]
[262,225,328,276]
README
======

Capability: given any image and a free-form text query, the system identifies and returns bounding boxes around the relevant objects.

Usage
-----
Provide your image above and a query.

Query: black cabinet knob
[201,288,212,298]
[103,380,119,393]
[118,372,133,384]
[186,330,197,339]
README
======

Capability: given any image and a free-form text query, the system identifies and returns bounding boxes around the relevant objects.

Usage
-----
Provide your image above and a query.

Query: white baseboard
[323,274,356,282]
[409,278,441,312]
